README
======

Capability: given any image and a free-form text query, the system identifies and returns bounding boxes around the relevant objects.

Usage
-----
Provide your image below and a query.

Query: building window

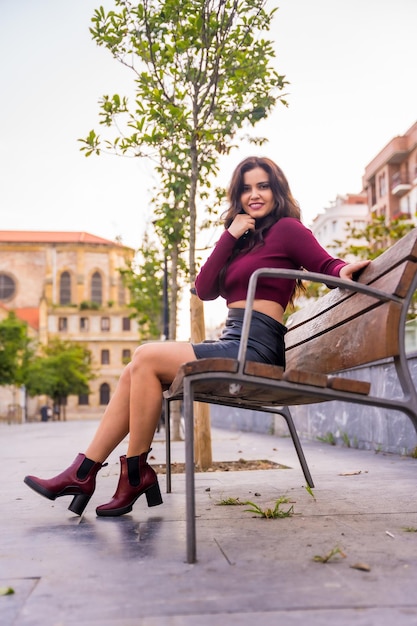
[78,394,89,405]
[91,271,103,305]
[101,317,110,331]
[99,383,110,405]
[58,317,68,331]
[0,273,16,301]
[59,271,71,304]
[80,317,89,331]
[378,173,386,198]
[122,317,131,331]
[101,349,110,365]
[122,349,131,364]
[118,277,126,306]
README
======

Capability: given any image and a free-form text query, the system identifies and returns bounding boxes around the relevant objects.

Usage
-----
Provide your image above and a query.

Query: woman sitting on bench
[24,156,369,518]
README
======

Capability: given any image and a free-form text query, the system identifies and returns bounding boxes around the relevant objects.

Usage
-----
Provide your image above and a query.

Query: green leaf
[0,587,15,595]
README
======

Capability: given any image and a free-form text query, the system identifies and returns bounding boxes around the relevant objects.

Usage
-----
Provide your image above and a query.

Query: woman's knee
[131,343,155,374]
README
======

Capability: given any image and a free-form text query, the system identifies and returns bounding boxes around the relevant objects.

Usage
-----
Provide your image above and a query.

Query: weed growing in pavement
[341,431,351,447]
[313,546,347,563]
[317,432,336,445]
[304,484,316,500]
[216,497,245,506]
[244,496,294,519]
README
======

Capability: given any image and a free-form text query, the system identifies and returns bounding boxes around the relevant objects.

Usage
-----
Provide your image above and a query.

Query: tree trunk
[190,290,212,470]
[188,136,212,470]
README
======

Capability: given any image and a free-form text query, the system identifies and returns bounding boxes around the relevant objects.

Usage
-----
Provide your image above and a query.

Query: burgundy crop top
[194,217,347,311]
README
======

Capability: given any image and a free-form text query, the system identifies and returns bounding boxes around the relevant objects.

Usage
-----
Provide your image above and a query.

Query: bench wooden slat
[286,302,402,373]
[283,368,327,387]
[327,376,371,395]
[192,388,327,407]
[183,357,238,375]
[286,262,409,332]
[243,361,284,379]
[166,365,371,405]
[168,358,238,396]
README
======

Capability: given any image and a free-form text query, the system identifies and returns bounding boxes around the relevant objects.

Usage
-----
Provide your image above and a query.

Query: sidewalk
[1,420,417,626]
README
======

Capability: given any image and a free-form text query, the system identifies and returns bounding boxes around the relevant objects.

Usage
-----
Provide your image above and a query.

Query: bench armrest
[236,267,403,367]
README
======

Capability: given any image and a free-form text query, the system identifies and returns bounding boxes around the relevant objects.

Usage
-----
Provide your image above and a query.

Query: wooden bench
[163,227,417,563]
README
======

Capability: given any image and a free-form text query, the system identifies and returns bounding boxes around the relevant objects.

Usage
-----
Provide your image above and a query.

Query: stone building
[0,231,139,420]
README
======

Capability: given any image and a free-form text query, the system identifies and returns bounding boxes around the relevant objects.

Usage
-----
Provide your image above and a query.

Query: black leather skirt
[192,308,287,367]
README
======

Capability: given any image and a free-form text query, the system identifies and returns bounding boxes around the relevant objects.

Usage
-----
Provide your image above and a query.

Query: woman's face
[240,167,275,219]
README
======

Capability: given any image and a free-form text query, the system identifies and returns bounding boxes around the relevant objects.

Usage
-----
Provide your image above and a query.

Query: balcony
[391,172,412,196]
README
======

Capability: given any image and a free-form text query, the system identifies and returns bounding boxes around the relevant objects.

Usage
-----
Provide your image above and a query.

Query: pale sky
[1,0,417,335]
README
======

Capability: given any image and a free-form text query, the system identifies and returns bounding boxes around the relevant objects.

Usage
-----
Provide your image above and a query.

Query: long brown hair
[224,156,301,231]
[220,156,304,303]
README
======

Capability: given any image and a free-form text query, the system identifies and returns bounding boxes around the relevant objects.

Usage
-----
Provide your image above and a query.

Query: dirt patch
[155,458,289,474]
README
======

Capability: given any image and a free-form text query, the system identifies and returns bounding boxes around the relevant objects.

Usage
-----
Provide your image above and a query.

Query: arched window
[91,271,102,305]
[59,271,71,305]
[0,273,16,301]
[99,383,110,405]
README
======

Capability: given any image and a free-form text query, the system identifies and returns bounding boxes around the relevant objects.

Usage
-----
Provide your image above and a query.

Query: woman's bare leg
[84,363,132,462]
[126,341,196,456]
[84,341,196,461]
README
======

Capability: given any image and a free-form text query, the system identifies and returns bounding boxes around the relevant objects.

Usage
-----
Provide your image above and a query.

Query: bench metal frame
[164,266,417,563]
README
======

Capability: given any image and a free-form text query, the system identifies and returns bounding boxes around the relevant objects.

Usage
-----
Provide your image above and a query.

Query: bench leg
[276,406,314,488]
[183,378,197,564]
[164,397,172,494]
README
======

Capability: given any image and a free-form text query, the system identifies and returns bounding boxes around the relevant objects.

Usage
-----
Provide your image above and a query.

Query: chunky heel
[69,493,92,515]
[145,482,163,507]
[96,452,164,517]
[24,453,105,516]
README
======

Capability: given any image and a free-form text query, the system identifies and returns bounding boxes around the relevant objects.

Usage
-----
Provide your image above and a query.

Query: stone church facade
[0,231,140,420]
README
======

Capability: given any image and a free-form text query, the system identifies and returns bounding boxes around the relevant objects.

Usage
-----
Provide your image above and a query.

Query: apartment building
[0,231,139,420]
[362,120,417,222]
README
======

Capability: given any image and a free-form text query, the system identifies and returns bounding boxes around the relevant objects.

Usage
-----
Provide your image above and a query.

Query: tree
[0,312,32,386]
[334,214,416,260]
[25,339,96,420]
[81,0,287,326]
[119,231,166,340]
[80,0,288,464]
[334,214,417,319]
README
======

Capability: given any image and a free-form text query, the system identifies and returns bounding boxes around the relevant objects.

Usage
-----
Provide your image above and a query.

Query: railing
[391,171,410,189]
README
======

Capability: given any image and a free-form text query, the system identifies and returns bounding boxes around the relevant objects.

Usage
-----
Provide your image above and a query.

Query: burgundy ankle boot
[24,453,106,516]
[96,451,163,517]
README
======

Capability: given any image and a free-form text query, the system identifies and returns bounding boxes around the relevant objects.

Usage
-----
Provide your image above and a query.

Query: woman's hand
[339,259,371,281]
[228,212,256,239]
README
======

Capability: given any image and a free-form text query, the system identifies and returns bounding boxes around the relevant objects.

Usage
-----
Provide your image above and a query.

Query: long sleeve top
[194,217,347,311]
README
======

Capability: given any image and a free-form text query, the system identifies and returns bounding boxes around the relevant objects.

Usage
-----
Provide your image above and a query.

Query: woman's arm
[194,230,237,300]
